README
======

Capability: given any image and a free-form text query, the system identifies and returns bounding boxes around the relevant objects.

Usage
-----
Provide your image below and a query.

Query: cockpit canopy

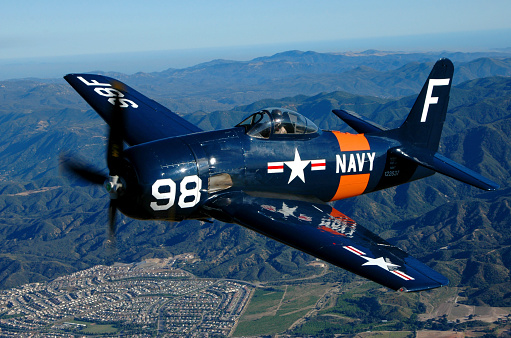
[236,108,319,139]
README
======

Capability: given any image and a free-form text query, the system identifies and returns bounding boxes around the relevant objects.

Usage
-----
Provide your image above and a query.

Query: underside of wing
[65,74,202,146]
[204,192,448,292]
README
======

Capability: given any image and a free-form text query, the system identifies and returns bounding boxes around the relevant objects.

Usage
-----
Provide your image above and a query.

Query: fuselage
[119,124,434,222]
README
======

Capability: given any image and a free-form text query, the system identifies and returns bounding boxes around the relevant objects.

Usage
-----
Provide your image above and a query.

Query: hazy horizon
[1,28,511,81]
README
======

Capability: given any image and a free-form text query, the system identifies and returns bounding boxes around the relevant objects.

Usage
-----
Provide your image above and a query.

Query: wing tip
[399,275,449,293]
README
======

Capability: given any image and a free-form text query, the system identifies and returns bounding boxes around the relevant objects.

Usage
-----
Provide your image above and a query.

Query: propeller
[60,92,127,244]
[105,93,125,243]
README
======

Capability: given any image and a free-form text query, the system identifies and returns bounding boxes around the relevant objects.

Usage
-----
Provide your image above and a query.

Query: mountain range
[0,50,510,306]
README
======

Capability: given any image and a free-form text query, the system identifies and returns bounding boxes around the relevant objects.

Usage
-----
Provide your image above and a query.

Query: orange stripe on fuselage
[332,173,370,200]
[331,131,371,201]
[332,131,370,152]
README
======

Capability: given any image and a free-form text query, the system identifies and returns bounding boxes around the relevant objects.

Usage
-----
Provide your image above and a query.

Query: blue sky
[1,0,511,78]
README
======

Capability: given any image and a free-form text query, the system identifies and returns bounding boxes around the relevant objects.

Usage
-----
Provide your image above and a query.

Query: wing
[204,192,448,292]
[64,74,202,146]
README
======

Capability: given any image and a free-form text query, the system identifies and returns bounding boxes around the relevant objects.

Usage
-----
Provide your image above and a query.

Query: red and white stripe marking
[298,214,312,221]
[261,205,277,212]
[310,159,326,171]
[344,246,366,256]
[267,162,284,173]
[391,270,415,281]
[267,158,326,173]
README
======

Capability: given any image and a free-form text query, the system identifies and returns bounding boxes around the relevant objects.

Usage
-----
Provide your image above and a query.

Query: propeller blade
[107,94,125,176]
[105,93,125,245]
[60,155,106,185]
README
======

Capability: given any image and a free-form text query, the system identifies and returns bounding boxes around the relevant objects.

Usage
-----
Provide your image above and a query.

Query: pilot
[275,123,287,134]
[273,109,288,134]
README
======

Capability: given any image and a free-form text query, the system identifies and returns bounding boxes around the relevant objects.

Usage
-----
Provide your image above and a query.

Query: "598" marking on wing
[77,76,139,108]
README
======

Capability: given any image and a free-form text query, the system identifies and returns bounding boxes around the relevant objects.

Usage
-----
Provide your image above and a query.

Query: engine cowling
[121,137,207,221]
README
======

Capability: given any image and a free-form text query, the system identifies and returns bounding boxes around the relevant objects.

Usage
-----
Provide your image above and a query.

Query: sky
[1,0,511,79]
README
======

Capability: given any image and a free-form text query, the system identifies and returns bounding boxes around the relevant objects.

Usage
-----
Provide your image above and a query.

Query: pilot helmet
[272,109,284,124]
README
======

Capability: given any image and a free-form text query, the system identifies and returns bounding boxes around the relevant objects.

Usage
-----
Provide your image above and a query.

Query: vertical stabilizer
[399,59,454,152]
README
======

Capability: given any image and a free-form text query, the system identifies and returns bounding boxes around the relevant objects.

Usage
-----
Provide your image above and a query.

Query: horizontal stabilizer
[333,109,387,134]
[391,148,499,191]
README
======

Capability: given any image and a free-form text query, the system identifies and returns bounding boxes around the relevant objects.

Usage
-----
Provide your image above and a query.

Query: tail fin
[389,58,499,191]
[399,59,454,152]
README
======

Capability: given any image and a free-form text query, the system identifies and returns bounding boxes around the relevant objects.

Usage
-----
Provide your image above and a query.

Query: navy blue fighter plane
[62,59,498,292]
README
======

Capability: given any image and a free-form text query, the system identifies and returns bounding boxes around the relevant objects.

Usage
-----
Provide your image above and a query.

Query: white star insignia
[284,149,310,183]
[278,202,298,218]
[361,256,400,271]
